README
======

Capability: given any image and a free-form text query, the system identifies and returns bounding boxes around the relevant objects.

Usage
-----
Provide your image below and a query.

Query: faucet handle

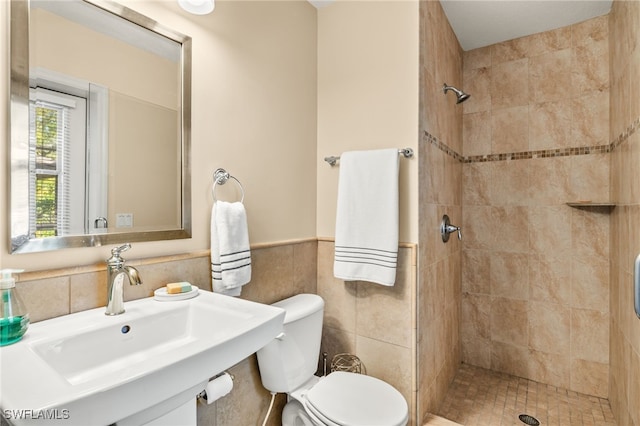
[111,243,132,257]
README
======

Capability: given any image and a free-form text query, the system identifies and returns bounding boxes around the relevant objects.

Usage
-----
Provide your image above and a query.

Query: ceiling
[439,0,613,51]
[308,0,613,52]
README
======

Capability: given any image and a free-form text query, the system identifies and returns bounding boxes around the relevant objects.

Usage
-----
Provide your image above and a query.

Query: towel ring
[212,168,245,203]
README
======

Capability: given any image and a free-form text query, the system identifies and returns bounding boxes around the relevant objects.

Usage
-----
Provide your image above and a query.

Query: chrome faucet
[105,243,142,315]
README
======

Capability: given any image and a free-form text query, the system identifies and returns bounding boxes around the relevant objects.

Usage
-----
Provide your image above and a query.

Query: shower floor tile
[434,364,617,426]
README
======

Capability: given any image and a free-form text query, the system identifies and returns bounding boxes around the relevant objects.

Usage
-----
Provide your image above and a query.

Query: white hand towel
[211,201,252,296]
[333,148,400,286]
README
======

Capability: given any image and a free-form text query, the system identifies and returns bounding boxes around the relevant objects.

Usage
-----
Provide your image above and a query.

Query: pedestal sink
[0,290,285,425]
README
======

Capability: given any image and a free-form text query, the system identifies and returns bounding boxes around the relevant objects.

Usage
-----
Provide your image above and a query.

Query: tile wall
[418,1,463,422]
[316,240,418,425]
[608,0,640,425]
[13,240,317,426]
[461,16,611,397]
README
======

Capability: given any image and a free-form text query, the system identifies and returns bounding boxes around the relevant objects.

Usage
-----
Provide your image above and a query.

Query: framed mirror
[9,0,192,253]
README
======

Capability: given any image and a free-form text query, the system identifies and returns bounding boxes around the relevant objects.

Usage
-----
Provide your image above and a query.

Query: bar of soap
[166,282,193,294]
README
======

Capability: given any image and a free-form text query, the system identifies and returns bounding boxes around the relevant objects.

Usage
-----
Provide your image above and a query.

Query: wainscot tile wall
[316,239,418,426]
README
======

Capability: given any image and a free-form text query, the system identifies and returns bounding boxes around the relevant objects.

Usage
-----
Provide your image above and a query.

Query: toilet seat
[303,372,408,426]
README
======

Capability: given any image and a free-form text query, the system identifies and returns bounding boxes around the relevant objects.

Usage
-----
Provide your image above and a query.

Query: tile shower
[420,0,639,425]
[461,15,611,397]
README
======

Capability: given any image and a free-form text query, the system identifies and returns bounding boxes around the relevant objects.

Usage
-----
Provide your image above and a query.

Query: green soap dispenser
[0,269,29,346]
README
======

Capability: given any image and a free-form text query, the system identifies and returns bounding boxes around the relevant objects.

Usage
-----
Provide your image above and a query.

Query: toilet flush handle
[275,332,286,340]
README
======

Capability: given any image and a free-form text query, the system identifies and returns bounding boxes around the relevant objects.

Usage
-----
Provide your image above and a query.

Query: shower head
[443,83,471,104]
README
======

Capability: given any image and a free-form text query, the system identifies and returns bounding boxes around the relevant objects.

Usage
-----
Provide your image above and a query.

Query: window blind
[29,95,73,238]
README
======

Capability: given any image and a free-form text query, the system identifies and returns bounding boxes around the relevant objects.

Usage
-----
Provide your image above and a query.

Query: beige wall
[461,16,611,398]
[316,0,419,244]
[417,1,463,421]
[1,0,318,270]
[609,1,640,425]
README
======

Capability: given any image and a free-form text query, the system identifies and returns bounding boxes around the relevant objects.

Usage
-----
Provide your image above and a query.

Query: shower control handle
[446,225,462,240]
[441,215,462,242]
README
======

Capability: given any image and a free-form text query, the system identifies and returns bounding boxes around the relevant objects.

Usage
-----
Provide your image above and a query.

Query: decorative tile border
[423,132,465,162]
[423,115,640,164]
[462,144,611,163]
[611,116,640,151]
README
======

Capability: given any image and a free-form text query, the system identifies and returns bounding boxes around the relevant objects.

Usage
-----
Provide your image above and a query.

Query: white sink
[0,290,285,425]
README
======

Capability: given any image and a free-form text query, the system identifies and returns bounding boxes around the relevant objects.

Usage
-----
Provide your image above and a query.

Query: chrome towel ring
[212,168,245,203]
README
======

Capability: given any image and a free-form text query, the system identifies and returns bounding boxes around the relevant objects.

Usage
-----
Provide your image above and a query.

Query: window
[29,88,86,238]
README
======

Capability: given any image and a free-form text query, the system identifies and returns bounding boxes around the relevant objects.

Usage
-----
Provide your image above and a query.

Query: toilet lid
[304,372,408,426]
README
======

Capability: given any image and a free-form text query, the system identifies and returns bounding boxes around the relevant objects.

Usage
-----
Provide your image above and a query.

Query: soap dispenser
[0,269,29,346]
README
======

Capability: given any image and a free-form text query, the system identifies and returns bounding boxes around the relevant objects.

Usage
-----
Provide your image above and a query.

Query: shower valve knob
[445,225,462,240]
[451,226,462,240]
[441,215,462,242]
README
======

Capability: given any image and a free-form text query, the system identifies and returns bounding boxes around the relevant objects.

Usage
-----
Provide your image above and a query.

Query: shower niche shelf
[566,201,615,209]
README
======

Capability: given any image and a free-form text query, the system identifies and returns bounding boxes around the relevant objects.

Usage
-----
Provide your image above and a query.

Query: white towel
[333,148,400,286]
[211,201,252,296]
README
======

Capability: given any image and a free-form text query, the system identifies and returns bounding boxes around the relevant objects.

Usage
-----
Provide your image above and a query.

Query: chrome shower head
[443,83,470,104]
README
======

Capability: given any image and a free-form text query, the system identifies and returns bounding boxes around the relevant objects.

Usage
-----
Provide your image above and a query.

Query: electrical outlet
[115,213,133,228]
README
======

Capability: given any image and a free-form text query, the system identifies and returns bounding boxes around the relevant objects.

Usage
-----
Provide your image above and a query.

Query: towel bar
[213,168,245,203]
[324,148,413,166]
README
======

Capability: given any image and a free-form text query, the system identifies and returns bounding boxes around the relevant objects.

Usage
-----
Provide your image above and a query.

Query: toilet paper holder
[197,372,235,403]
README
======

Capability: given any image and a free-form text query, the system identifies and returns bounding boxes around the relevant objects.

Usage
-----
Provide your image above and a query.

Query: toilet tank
[256,294,324,393]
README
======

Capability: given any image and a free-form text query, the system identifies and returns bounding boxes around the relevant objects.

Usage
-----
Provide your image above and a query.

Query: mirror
[9,0,192,253]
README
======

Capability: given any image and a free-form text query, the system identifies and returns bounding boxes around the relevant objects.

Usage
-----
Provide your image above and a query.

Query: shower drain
[519,414,540,426]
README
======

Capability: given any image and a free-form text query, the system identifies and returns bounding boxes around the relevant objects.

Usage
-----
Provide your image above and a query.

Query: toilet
[256,294,408,426]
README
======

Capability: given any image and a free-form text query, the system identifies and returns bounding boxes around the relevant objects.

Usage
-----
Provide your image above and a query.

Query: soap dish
[153,285,199,301]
